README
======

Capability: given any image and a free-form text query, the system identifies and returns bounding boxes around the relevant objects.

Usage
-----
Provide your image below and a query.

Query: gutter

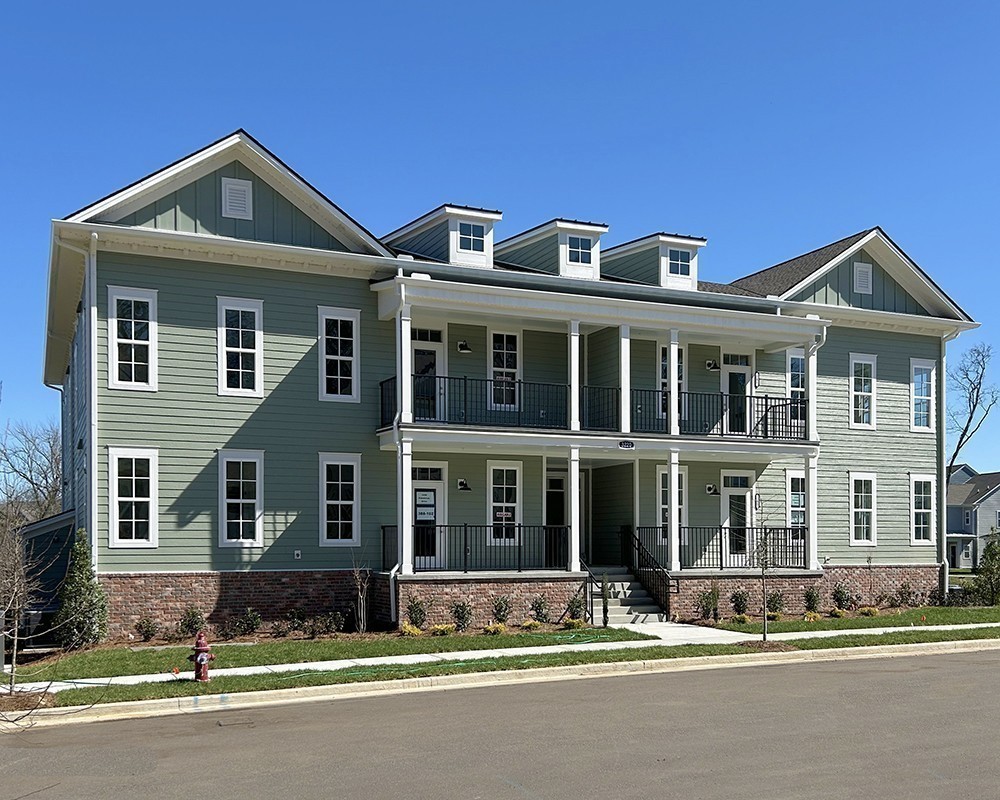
[88,233,98,572]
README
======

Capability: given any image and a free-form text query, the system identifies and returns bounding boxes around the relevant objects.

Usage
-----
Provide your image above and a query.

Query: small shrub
[730,613,750,625]
[305,611,346,638]
[430,623,456,636]
[765,590,785,614]
[491,595,511,624]
[696,583,721,621]
[400,622,422,637]
[804,586,821,614]
[830,607,846,618]
[563,618,586,630]
[832,583,851,610]
[53,530,109,650]
[566,593,586,621]
[530,595,550,624]
[730,589,750,616]
[765,611,782,622]
[406,596,428,629]
[178,607,207,637]
[235,607,262,636]
[804,611,822,623]
[134,615,160,642]
[285,608,308,632]
[483,622,506,635]
[269,620,291,638]
[216,619,240,640]
[451,601,474,632]
[520,619,541,631]
[858,606,879,617]
[894,582,914,608]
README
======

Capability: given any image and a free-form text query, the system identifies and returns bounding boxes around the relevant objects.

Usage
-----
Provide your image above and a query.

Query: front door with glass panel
[721,355,752,434]
[721,473,753,566]
[412,335,445,422]
[413,474,445,570]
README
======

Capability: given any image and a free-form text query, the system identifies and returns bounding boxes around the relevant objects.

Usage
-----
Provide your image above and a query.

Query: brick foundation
[99,570,394,637]
[672,564,941,620]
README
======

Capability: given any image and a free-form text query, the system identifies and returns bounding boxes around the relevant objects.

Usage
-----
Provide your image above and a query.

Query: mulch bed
[0,691,56,712]
[735,641,799,652]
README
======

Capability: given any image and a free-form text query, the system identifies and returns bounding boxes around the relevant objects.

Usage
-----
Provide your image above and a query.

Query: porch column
[668,329,680,436]
[569,446,581,572]
[398,438,414,574]
[619,324,631,434]
[569,320,581,432]
[668,449,681,571]
[399,304,413,424]
[806,339,818,440]
[805,452,820,570]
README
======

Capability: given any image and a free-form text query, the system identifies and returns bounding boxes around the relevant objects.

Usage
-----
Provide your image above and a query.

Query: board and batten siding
[113,161,350,252]
[95,253,395,572]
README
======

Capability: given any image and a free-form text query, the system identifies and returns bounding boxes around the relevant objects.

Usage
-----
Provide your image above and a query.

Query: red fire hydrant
[188,631,216,682]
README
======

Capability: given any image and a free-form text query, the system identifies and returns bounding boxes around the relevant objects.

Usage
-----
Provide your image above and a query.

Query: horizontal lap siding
[497,236,559,274]
[394,222,449,262]
[96,253,395,573]
[602,249,658,284]
[587,327,618,387]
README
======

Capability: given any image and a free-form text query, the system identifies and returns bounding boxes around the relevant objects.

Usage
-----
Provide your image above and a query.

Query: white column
[806,342,818,441]
[398,439,414,574]
[668,329,680,436]
[569,320,581,432]
[805,452,820,570]
[619,324,631,434]
[569,447,581,572]
[668,450,681,571]
[399,304,413,424]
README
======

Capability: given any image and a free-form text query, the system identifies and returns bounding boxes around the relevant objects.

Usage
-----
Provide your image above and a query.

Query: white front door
[413,477,446,570]
[720,472,753,565]
[412,338,446,422]
[721,357,752,434]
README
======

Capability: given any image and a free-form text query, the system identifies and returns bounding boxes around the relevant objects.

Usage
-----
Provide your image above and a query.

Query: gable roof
[947,471,1000,507]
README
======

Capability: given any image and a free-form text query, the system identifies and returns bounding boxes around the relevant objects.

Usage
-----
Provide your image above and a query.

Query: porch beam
[620,324,631,434]
[399,438,414,574]
[569,320,581,431]
[569,446,581,572]
[399,303,413,424]
[668,450,681,571]
[668,329,680,436]
[805,452,819,570]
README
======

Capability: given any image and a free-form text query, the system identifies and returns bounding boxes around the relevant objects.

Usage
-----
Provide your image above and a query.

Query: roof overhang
[603,233,708,260]
[777,298,978,338]
[383,204,503,243]
[495,219,609,253]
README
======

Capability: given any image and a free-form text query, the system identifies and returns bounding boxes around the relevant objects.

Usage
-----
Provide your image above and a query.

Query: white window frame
[910,358,936,433]
[107,286,158,392]
[318,452,361,547]
[457,221,486,253]
[786,347,806,421]
[487,329,521,411]
[217,297,264,398]
[487,460,522,545]
[656,341,688,420]
[567,236,593,265]
[667,248,692,276]
[849,353,877,430]
[849,471,877,546]
[786,468,807,541]
[909,473,936,546]
[656,465,689,541]
[220,176,253,220]
[108,446,159,548]
[318,306,361,403]
[853,261,873,295]
[965,509,972,528]
[218,449,264,548]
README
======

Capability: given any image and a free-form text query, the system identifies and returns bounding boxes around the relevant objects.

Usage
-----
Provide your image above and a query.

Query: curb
[16,637,1000,729]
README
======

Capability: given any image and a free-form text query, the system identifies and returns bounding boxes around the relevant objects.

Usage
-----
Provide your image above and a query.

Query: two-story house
[946,464,1000,568]
[43,130,976,632]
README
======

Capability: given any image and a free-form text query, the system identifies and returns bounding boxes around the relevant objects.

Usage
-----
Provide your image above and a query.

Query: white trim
[785,468,806,534]
[487,328,521,411]
[909,473,936,546]
[965,509,972,528]
[848,353,877,430]
[720,469,756,560]
[217,297,264,398]
[909,357,936,433]
[87,239,98,570]
[318,306,361,403]
[220,177,253,221]
[486,459,522,545]
[495,219,608,254]
[785,347,805,400]
[852,261,873,295]
[107,286,158,392]
[656,464,689,532]
[383,205,502,244]
[603,233,707,259]
[412,460,449,570]
[656,340,688,419]
[318,452,362,547]
[218,449,264,548]
[108,447,159,549]
[849,471,877,546]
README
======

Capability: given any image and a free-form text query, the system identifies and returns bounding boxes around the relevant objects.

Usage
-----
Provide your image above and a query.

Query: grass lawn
[16,626,652,684]
[50,625,1000,708]
[716,605,1000,634]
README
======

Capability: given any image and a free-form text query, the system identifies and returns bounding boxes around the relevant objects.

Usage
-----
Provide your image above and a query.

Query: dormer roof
[494,218,608,252]
[382,203,503,244]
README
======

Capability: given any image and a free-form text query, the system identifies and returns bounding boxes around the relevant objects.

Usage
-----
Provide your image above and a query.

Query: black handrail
[411,375,569,429]
[380,525,399,571]
[621,525,678,619]
[379,378,397,428]
[581,386,619,431]
[677,392,808,440]
[579,560,602,625]
[402,524,570,572]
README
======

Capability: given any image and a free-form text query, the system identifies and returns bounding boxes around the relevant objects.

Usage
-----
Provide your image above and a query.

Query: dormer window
[459,222,485,252]
[668,249,691,276]
[568,236,592,264]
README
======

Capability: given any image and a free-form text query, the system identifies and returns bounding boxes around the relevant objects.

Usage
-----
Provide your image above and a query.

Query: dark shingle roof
[948,472,1000,507]
[697,281,764,298]
[731,228,876,297]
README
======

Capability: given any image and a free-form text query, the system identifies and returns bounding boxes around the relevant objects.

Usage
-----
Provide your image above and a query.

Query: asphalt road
[2,651,996,799]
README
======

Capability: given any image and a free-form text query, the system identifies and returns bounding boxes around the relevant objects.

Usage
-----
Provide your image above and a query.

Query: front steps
[588,566,668,624]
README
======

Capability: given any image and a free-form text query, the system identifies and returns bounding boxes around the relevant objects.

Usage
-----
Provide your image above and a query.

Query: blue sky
[2,2,999,465]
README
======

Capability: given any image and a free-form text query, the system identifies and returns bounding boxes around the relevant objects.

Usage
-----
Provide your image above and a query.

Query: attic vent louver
[221,177,253,220]
[853,261,873,295]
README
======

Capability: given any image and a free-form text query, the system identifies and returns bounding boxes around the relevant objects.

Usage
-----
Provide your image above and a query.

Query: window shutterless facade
[787,470,806,541]
[910,358,935,432]
[965,509,972,528]
[668,248,691,276]
[219,450,263,547]
[488,460,521,543]
[109,447,158,548]
[849,472,876,545]
[656,465,688,540]
[849,353,877,429]
[108,287,158,391]
[567,236,592,264]
[217,297,263,398]
[318,306,360,402]
[489,331,519,409]
[458,222,485,252]
[910,474,935,545]
[658,343,687,417]
[319,453,361,546]
[787,347,806,422]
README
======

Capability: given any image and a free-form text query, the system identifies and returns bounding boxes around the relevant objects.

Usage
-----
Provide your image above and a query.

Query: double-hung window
[488,461,521,544]
[787,348,806,423]
[319,453,360,546]
[668,249,691,276]
[657,466,688,541]
[318,307,360,402]
[108,287,157,391]
[219,450,263,547]
[911,475,935,545]
[787,471,806,542]
[218,298,263,397]
[910,359,935,432]
[109,447,158,548]
[965,509,972,528]
[849,353,877,429]
[490,332,519,409]
[568,236,592,264]
[458,222,485,252]
[849,472,876,545]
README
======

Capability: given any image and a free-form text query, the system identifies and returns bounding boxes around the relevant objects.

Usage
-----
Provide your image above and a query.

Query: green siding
[497,235,559,274]
[523,330,568,385]
[96,253,395,572]
[587,328,619,387]
[791,248,929,315]
[630,339,657,390]
[114,161,350,252]
[602,248,658,285]
[393,222,449,262]
[589,463,633,565]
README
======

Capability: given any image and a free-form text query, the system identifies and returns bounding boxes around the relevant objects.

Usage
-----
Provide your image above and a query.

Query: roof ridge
[732,227,876,287]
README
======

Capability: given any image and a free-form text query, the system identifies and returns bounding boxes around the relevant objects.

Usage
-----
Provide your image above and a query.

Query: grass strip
[716,606,1000,634]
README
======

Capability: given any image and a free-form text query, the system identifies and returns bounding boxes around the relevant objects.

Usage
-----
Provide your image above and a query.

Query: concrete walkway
[12,620,1000,694]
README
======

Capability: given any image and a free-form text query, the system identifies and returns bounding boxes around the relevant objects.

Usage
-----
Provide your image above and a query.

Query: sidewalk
[15,620,1000,694]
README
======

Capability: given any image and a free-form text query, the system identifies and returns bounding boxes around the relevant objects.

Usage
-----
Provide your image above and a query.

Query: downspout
[88,233,99,572]
[939,328,960,596]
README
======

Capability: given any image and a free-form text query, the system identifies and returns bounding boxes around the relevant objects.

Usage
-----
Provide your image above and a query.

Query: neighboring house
[42,130,977,631]
[946,465,1000,568]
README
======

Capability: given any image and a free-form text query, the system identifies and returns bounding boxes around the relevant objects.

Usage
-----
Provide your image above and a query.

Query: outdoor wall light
[705,359,721,372]
[456,340,473,353]
[705,483,720,495]
[457,478,472,491]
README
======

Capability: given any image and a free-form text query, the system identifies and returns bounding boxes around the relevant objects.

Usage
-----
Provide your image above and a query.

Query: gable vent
[221,177,253,220]
[853,261,873,295]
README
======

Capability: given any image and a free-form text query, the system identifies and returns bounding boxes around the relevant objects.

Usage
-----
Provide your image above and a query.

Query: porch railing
[623,525,678,616]
[381,524,399,571]
[379,378,397,428]
[407,524,569,573]
[679,526,807,569]
[412,376,569,429]
[582,385,620,431]
[677,392,808,440]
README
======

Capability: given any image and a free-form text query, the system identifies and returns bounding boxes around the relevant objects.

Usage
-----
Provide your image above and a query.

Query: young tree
[948,344,999,475]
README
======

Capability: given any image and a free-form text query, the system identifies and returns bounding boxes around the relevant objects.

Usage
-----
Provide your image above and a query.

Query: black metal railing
[631,389,670,434]
[622,525,677,616]
[405,524,570,572]
[679,526,807,569]
[381,525,399,571]
[379,378,397,428]
[581,385,620,431]
[677,392,809,440]
[410,375,569,429]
